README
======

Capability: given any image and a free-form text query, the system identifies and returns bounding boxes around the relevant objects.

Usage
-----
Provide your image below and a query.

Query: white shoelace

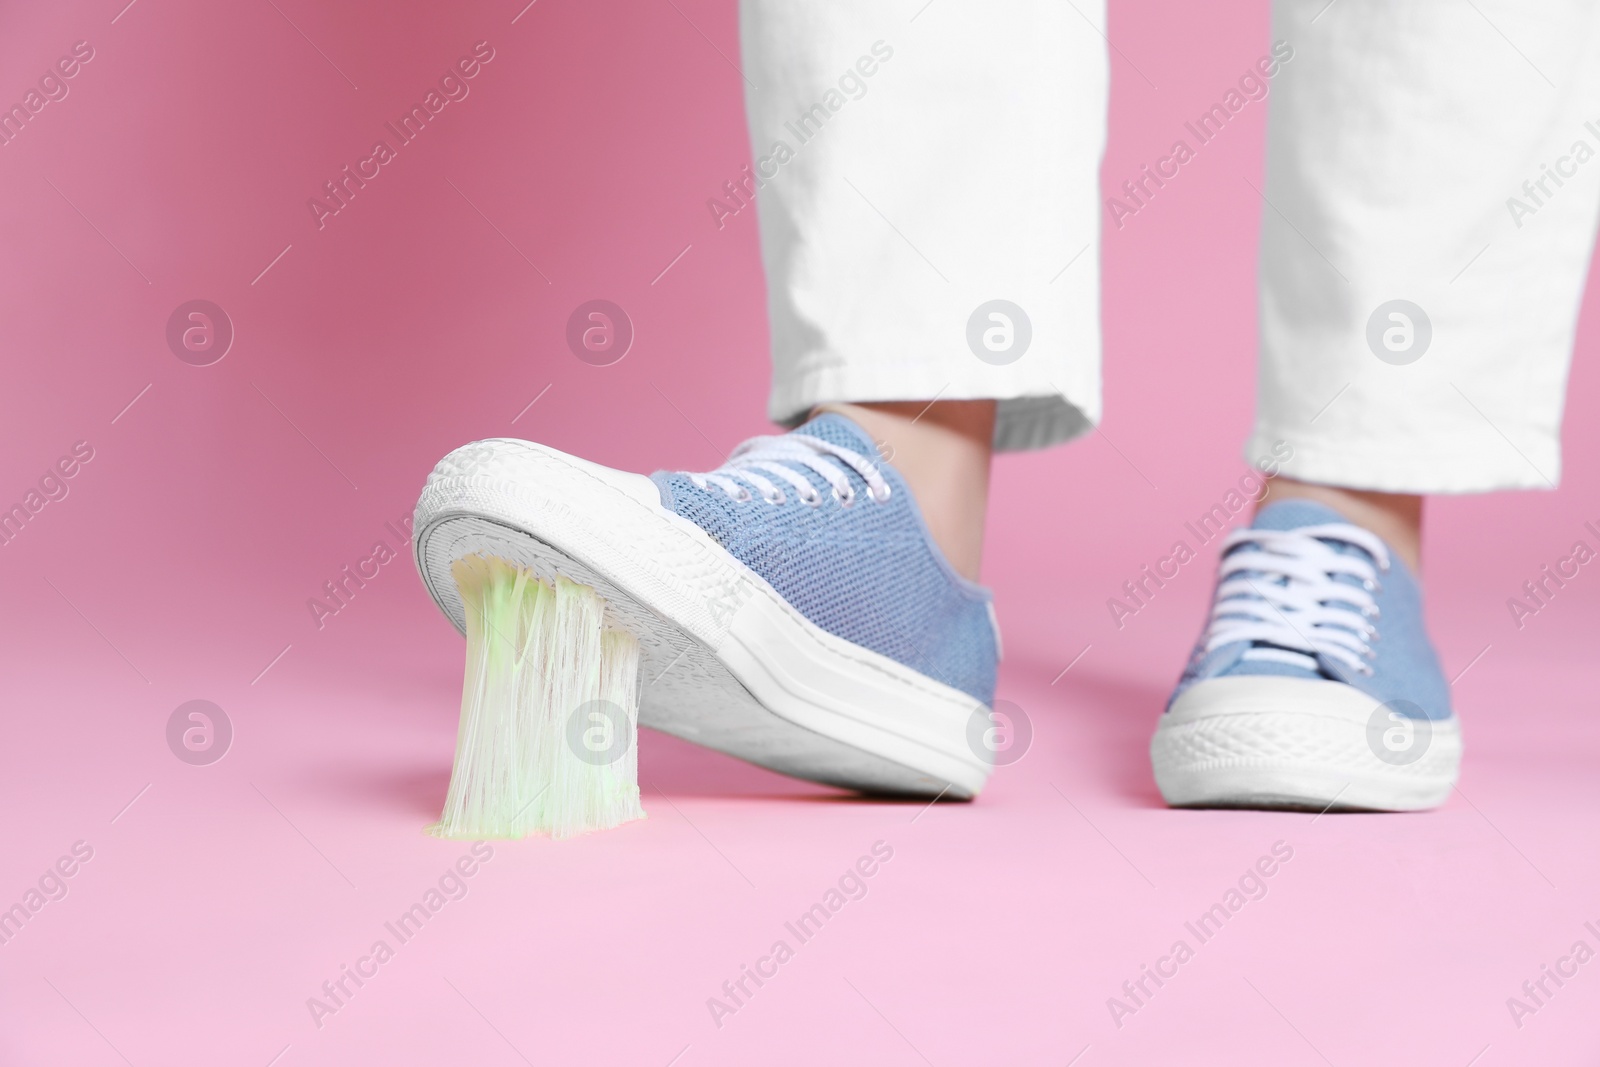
[1204,523,1391,677]
[687,434,892,507]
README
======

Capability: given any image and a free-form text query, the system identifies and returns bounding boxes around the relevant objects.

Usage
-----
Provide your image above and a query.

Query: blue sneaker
[1151,500,1462,811]
[413,413,999,797]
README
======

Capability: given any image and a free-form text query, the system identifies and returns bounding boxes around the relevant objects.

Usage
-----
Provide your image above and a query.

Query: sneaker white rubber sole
[412,438,992,799]
[1151,677,1462,812]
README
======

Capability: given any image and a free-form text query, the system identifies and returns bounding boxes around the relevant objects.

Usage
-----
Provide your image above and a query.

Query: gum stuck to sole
[430,554,646,840]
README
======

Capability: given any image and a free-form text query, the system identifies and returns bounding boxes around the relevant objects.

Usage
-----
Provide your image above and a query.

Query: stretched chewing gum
[431,555,645,840]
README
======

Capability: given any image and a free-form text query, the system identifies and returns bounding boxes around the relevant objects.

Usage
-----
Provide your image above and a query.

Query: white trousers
[738,1,1600,491]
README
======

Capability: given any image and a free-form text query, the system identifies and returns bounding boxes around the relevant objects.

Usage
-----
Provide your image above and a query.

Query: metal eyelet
[764,490,786,505]
[734,487,753,503]
[870,484,892,503]
[832,485,856,508]
[800,490,823,507]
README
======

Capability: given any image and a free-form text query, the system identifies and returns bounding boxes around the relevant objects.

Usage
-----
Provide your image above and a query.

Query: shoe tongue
[792,411,879,456]
[1211,498,1382,682]
[1248,499,1384,569]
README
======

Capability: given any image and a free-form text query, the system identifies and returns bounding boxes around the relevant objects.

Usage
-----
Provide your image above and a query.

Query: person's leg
[817,400,996,582]
[739,0,1108,581]
[1263,480,1420,573]
[1249,2,1600,496]
[418,4,1109,801]
[1155,0,1600,811]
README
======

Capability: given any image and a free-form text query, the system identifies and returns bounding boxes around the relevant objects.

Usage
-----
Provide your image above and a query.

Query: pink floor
[4,1,1600,1064]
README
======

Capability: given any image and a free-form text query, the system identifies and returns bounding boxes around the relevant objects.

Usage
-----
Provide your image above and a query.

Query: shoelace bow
[687,434,891,507]
[1204,523,1391,677]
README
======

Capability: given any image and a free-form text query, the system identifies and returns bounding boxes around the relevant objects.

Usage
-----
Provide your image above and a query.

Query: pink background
[3,0,1599,1064]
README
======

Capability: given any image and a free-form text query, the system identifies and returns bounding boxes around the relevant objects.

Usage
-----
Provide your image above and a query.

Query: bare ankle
[814,400,995,582]
[1261,478,1423,572]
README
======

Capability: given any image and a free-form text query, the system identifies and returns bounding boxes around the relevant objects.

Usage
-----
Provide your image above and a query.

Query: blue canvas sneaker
[413,413,1000,798]
[1151,500,1462,811]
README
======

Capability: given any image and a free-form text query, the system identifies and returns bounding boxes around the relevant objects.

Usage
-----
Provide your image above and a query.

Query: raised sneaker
[413,413,1000,798]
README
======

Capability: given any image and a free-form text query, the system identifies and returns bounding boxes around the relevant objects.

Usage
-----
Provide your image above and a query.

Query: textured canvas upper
[650,413,999,705]
[1170,500,1452,721]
